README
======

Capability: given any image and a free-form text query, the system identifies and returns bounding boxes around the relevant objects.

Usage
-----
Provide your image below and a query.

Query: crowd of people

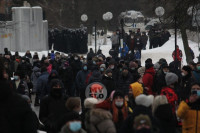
[48,28,88,54]
[0,45,200,133]
[110,27,171,61]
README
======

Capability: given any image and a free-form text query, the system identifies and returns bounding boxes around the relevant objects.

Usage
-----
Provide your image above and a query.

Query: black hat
[161,63,169,69]
[113,90,124,100]
[182,65,192,73]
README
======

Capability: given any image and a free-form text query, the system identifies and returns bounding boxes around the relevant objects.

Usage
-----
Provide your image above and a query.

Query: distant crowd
[0,44,200,133]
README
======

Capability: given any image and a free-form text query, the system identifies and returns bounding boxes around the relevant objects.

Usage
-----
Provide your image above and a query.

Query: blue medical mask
[14,76,19,80]
[100,68,104,72]
[69,121,81,132]
[83,66,87,71]
[93,61,96,65]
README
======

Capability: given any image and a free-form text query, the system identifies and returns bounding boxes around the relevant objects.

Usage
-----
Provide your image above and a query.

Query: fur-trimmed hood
[90,108,112,124]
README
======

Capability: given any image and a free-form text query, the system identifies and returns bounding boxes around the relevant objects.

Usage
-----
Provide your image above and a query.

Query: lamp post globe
[155,6,165,17]
[81,14,88,22]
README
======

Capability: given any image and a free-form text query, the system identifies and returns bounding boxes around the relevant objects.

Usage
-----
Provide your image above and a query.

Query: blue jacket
[36,71,49,99]
[119,43,129,58]
[192,71,200,84]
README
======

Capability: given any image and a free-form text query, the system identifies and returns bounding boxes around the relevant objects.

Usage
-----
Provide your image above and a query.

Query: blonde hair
[152,95,168,116]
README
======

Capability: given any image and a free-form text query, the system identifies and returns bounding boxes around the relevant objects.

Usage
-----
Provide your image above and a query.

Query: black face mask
[51,89,62,98]
[135,128,151,133]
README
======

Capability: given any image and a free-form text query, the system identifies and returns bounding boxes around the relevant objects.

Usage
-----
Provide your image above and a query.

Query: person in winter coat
[172,45,182,68]
[59,61,74,96]
[58,97,82,131]
[76,64,90,105]
[0,60,38,133]
[101,68,116,98]
[88,106,116,133]
[35,66,49,105]
[117,66,134,95]
[152,95,176,133]
[87,48,95,61]
[39,79,68,133]
[31,64,41,93]
[12,72,29,96]
[83,98,99,131]
[88,70,102,84]
[119,94,154,133]
[17,56,32,78]
[60,112,86,133]
[180,66,194,101]
[154,63,169,94]
[192,62,200,84]
[141,32,148,50]
[143,63,155,94]
[119,43,129,59]
[133,114,153,133]
[177,83,200,133]
[111,91,128,132]
[160,72,178,115]
[111,31,119,50]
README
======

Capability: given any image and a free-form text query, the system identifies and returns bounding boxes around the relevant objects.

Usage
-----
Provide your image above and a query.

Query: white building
[0,6,48,53]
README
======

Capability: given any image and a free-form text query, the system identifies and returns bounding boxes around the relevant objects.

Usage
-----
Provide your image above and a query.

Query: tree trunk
[180,27,192,64]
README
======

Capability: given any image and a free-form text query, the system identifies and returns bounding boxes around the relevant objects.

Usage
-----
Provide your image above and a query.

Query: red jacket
[160,87,178,114]
[172,48,182,61]
[142,67,155,94]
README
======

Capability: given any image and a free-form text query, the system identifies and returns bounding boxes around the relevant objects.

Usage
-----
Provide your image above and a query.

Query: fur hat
[135,94,154,107]
[134,114,152,129]
[165,72,178,86]
[138,67,145,76]
[100,64,106,69]
[84,98,99,109]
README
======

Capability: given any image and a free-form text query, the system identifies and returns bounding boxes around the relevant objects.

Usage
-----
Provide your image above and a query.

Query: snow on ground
[11,33,199,66]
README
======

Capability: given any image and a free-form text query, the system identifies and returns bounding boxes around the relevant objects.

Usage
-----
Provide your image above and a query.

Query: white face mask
[75,57,78,60]
[164,71,168,74]
[115,101,124,107]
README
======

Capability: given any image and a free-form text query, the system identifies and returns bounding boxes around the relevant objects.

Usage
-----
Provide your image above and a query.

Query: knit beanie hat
[154,62,160,70]
[134,114,152,129]
[182,65,192,74]
[145,58,152,64]
[165,72,178,86]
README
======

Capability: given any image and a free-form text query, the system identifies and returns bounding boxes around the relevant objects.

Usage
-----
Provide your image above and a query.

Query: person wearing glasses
[177,83,200,133]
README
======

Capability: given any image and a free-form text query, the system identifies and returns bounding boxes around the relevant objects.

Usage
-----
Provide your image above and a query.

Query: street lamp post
[155,6,178,62]
[94,20,97,54]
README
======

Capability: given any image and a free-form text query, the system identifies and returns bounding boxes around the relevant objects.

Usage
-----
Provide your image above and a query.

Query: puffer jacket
[88,108,116,133]
[143,67,155,94]
[177,99,200,133]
